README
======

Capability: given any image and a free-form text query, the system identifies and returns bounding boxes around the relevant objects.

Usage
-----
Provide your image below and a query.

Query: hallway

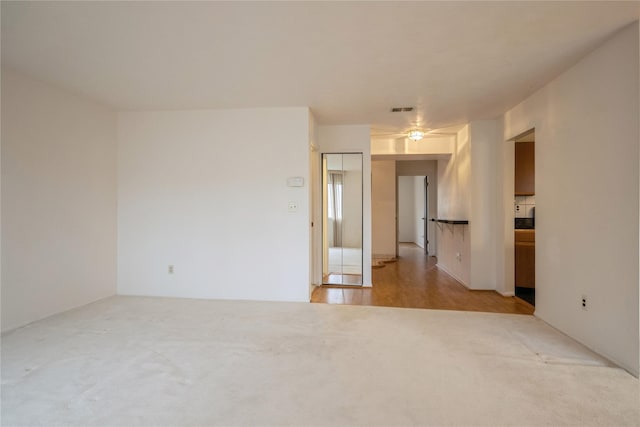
[312,243,534,315]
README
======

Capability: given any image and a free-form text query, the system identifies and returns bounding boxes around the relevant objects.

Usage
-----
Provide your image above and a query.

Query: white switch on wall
[288,202,298,213]
[287,177,304,187]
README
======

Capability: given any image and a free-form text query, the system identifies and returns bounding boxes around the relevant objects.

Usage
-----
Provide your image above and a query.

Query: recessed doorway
[397,175,430,255]
[514,130,535,306]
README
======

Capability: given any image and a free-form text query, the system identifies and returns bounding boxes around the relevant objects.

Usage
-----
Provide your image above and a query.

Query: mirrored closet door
[322,153,363,285]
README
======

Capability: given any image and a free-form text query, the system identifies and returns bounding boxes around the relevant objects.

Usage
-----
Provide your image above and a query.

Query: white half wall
[435,121,499,290]
[316,125,372,286]
[117,108,311,302]
[500,23,639,375]
[1,68,117,332]
[436,126,471,286]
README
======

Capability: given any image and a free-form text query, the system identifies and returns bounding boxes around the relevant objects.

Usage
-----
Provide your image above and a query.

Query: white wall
[436,126,471,285]
[371,135,455,156]
[469,120,498,290]
[397,176,415,242]
[117,108,311,302]
[315,125,372,286]
[435,121,500,290]
[371,160,396,259]
[309,112,319,294]
[438,126,471,221]
[500,23,639,375]
[1,68,117,331]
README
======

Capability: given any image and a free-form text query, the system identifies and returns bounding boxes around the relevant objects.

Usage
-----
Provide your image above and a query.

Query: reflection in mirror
[322,153,363,285]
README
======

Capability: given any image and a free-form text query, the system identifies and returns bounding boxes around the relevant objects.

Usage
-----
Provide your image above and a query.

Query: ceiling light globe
[408,130,425,141]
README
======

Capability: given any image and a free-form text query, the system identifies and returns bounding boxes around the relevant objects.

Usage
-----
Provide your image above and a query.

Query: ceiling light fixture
[407,129,425,141]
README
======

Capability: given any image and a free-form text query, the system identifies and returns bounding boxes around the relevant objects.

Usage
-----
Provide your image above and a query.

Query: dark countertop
[431,219,469,225]
[515,218,535,230]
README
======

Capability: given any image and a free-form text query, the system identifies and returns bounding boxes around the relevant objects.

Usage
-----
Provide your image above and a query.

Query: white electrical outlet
[288,202,298,213]
[168,265,174,274]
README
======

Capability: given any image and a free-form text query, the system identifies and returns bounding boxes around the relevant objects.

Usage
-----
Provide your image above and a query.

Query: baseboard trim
[372,254,396,260]
[435,263,469,288]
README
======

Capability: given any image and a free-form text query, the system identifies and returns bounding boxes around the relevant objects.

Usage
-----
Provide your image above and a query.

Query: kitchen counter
[515,218,534,230]
[515,230,535,291]
[515,229,535,241]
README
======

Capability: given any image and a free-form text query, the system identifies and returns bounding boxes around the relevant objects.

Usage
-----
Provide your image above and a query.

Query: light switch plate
[287,177,304,187]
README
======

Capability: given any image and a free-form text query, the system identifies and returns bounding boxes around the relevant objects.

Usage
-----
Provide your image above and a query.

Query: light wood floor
[323,273,362,285]
[312,243,534,315]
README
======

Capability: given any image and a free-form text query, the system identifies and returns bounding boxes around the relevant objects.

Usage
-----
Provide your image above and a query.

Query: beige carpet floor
[2,296,638,426]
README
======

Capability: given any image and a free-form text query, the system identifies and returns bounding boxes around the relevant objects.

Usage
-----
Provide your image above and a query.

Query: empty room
[1,2,639,426]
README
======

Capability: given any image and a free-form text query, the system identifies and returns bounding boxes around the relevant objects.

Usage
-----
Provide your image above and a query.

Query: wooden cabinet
[515,141,535,196]
[515,230,535,288]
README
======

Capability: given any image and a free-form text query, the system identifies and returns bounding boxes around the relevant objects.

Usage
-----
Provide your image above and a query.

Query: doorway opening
[312,156,533,315]
[397,175,430,255]
[514,130,535,306]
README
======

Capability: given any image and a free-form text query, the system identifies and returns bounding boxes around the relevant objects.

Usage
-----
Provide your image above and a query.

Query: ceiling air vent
[391,107,414,112]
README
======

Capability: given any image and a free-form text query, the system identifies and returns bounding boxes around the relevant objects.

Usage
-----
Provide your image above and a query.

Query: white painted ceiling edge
[2,2,638,135]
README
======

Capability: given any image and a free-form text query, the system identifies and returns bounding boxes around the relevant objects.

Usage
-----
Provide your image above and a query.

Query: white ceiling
[2,2,638,134]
